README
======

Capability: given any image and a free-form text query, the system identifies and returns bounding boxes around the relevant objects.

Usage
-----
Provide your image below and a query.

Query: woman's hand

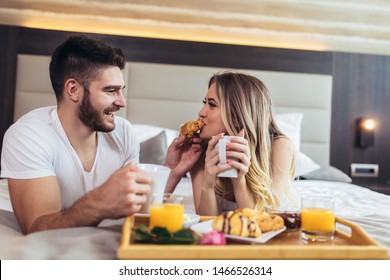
[202,133,227,189]
[227,129,251,181]
[165,134,203,177]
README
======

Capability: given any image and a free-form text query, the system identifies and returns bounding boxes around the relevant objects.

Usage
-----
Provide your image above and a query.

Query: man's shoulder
[7,106,58,137]
[15,106,57,125]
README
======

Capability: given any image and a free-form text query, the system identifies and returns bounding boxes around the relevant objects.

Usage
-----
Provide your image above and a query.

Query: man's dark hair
[49,35,126,102]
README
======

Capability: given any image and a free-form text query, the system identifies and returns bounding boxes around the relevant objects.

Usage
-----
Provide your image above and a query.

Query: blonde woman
[165,71,297,215]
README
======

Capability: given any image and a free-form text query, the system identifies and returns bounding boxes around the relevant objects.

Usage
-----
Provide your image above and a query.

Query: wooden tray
[117,216,388,260]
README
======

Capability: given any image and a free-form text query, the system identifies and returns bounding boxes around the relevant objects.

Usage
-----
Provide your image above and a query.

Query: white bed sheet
[0,178,389,259]
[0,179,12,212]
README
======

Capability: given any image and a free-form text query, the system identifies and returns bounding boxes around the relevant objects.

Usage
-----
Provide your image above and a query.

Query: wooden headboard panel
[14,54,332,166]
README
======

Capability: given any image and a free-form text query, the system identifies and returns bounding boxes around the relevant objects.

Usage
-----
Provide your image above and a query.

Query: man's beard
[78,88,117,132]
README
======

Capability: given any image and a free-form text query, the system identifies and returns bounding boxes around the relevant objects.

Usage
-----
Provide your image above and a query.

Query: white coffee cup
[216,135,243,178]
[137,163,171,213]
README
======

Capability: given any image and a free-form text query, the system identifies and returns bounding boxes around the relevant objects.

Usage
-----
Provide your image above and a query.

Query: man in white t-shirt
[0,35,151,234]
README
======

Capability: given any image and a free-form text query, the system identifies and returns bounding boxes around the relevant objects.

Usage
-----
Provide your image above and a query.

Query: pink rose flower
[199,230,226,245]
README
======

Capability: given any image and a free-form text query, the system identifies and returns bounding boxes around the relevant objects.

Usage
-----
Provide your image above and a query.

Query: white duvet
[1,178,389,259]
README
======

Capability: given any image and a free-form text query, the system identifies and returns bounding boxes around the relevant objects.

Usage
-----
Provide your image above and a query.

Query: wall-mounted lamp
[356,117,376,148]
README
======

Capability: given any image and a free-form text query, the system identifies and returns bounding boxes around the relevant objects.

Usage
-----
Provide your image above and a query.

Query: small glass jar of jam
[266,206,301,231]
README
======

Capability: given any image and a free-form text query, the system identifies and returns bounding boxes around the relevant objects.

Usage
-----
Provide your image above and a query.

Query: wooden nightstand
[352,179,390,195]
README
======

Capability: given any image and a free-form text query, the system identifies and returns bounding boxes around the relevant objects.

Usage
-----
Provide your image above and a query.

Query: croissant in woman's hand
[179,118,204,142]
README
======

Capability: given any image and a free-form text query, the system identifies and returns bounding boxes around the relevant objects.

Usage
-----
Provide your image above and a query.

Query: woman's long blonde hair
[209,71,293,209]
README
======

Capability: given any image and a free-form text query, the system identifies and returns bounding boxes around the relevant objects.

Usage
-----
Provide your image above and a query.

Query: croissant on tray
[179,118,204,142]
[212,208,285,238]
[212,208,262,238]
[253,210,284,232]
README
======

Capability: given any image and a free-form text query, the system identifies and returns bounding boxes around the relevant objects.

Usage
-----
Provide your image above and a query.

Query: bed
[1,178,390,259]
[1,55,389,259]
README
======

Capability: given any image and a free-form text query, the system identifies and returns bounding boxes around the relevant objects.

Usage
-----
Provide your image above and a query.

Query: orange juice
[149,203,184,232]
[301,207,335,233]
[301,196,335,242]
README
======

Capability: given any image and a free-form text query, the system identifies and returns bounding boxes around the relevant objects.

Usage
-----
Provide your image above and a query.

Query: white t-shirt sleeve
[1,123,56,179]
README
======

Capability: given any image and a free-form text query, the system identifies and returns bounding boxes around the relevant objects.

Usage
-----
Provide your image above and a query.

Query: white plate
[134,213,200,228]
[183,214,201,228]
[190,219,286,244]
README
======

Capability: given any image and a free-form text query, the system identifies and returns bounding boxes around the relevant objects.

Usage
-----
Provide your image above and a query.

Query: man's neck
[58,106,96,144]
[57,105,98,161]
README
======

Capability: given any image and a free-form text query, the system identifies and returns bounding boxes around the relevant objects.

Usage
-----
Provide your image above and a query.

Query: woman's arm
[164,135,203,193]
[226,131,256,209]
[231,176,256,209]
[190,166,220,215]
[191,134,226,215]
[270,137,297,206]
[197,188,219,215]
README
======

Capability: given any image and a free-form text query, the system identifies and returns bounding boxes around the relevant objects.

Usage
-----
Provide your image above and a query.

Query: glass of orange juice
[301,196,335,242]
[149,193,184,232]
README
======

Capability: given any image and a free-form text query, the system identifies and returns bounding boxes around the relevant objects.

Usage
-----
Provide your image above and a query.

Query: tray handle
[336,216,379,246]
[119,216,135,248]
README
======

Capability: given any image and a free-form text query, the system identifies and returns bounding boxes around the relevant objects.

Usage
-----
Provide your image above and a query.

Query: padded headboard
[14,54,332,166]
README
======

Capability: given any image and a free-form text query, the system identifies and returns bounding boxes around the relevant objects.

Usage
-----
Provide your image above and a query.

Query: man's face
[78,66,126,132]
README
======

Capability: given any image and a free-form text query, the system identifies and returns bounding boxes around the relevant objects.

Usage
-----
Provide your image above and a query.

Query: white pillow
[132,124,163,143]
[132,124,178,148]
[295,152,321,177]
[274,112,303,153]
[274,113,320,176]
[300,166,352,183]
[164,128,180,147]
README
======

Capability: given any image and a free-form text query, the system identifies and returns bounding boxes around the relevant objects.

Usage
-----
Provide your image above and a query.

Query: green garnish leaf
[172,229,196,244]
[174,229,194,239]
[134,224,153,243]
[151,227,171,238]
[132,224,197,245]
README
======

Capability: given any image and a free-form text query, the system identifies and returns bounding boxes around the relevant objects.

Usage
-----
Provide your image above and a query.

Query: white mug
[137,163,171,213]
[216,135,243,178]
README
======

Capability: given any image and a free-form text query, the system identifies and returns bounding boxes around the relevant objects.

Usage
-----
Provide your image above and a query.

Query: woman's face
[198,82,226,139]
